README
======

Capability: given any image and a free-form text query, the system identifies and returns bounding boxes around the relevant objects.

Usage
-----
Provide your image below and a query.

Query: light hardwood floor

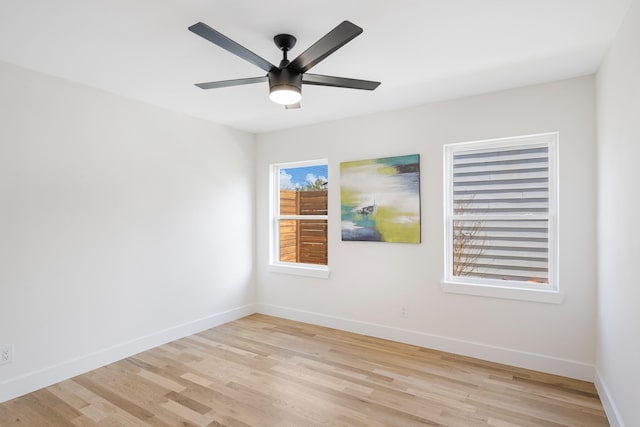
[0,314,609,426]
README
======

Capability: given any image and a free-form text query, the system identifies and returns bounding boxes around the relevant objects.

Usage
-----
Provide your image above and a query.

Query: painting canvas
[341,154,421,243]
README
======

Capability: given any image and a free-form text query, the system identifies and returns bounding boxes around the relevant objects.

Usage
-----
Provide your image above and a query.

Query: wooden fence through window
[280,190,328,265]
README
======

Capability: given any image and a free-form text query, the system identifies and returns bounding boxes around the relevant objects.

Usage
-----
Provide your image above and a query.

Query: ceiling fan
[188,20,381,109]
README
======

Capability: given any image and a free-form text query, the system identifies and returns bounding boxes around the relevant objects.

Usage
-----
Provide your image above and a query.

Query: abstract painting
[341,154,421,243]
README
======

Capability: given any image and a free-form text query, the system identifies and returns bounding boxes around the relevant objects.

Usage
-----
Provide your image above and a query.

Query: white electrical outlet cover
[0,345,14,365]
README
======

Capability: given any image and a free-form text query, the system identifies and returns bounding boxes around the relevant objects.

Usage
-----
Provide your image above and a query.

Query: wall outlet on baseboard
[0,345,14,365]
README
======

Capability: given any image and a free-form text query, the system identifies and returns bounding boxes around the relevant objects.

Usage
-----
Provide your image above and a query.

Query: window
[443,133,560,301]
[269,160,329,277]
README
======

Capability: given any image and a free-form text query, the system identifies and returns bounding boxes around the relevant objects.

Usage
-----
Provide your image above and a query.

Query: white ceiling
[0,0,631,133]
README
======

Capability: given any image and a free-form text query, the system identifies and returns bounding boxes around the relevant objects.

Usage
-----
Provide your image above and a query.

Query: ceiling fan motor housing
[268,68,302,94]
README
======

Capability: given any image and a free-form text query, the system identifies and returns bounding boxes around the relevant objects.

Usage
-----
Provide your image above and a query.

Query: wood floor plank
[0,314,609,426]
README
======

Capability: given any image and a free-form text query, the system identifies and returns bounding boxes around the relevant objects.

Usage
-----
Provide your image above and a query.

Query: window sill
[268,263,331,279]
[441,281,565,304]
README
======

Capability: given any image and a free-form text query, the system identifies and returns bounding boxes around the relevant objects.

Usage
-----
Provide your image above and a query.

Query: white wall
[256,76,597,380]
[0,61,256,402]
[596,0,640,425]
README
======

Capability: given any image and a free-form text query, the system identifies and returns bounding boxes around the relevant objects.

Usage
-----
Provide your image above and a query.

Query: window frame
[268,159,330,278]
[442,133,563,303]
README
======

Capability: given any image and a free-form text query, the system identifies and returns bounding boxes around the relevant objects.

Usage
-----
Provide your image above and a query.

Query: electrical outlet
[0,345,14,365]
[400,306,409,318]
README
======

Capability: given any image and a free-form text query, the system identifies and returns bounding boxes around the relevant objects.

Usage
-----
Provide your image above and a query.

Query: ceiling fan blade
[287,21,362,73]
[303,74,380,90]
[189,22,276,72]
[195,76,267,89]
[285,102,301,110]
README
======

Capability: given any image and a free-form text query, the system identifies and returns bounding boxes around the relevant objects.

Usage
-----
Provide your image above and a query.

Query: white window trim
[269,159,330,278]
[440,281,565,304]
[442,133,562,303]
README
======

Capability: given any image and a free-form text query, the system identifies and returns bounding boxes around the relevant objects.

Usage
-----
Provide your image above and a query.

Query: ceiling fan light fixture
[269,86,302,105]
[268,68,302,106]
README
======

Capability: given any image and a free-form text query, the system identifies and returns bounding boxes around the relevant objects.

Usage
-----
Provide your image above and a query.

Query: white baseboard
[2,302,598,405]
[0,304,256,403]
[594,368,625,427]
[256,303,594,381]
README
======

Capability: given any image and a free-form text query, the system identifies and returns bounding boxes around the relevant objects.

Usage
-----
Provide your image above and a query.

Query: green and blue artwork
[340,154,421,243]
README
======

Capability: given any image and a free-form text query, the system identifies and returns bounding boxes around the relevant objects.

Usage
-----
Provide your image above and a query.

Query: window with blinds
[444,133,558,291]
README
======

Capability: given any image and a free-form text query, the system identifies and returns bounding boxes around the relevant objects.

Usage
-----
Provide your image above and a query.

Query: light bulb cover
[269,87,302,105]
[268,68,302,106]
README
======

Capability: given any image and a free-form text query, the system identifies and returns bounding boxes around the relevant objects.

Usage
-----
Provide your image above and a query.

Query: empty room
[1,1,638,426]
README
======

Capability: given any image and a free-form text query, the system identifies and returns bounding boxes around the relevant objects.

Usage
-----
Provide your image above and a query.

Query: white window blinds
[445,133,557,290]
